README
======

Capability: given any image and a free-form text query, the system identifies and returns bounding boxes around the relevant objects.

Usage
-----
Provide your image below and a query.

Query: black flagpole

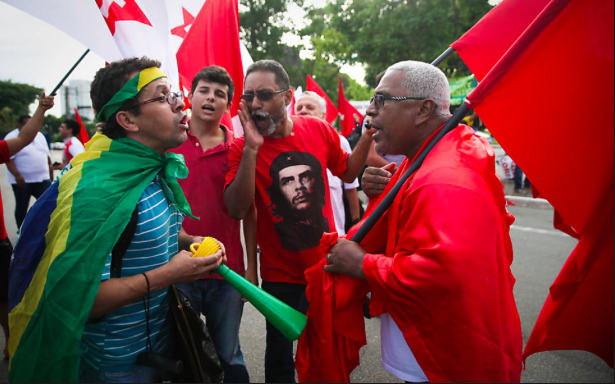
[351,48,470,243]
[50,49,91,96]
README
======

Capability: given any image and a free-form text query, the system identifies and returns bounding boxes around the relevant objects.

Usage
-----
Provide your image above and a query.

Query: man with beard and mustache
[224,60,374,382]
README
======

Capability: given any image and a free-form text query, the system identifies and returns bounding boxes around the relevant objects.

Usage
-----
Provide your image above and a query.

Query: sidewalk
[501,179,553,210]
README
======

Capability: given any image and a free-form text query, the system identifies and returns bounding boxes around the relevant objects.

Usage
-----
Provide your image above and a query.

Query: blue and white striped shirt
[81,179,183,371]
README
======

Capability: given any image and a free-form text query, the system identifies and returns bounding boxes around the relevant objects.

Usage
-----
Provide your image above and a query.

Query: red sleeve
[0,140,10,164]
[323,122,349,177]
[224,138,245,190]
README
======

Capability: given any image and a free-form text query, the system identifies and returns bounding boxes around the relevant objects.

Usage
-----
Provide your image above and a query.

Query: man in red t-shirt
[224,60,374,382]
[169,66,256,382]
[0,92,55,359]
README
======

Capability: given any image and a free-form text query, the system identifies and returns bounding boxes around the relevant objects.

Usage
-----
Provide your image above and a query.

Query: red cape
[297,125,523,383]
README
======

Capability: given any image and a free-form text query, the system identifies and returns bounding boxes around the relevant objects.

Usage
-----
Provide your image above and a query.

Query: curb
[505,195,553,210]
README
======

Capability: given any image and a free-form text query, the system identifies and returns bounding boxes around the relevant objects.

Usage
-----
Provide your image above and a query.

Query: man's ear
[115,111,139,133]
[225,101,232,114]
[188,92,194,106]
[284,89,293,107]
[416,99,437,125]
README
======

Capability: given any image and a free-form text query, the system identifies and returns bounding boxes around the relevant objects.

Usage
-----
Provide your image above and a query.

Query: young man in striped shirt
[80,58,227,382]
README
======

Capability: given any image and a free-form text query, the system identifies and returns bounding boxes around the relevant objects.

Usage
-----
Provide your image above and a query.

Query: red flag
[73,108,90,145]
[176,0,244,133]
[306,75,339,124]
[464,0,614,367]
[451,0,550,82]
[337,77,363,137]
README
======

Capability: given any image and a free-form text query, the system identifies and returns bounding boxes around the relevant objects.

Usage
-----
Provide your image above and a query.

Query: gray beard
[253,103,287,137]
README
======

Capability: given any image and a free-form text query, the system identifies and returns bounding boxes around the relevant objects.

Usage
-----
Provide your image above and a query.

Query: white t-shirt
[380,313,428,383]
[327,135,359,235]
[4,129,51,184]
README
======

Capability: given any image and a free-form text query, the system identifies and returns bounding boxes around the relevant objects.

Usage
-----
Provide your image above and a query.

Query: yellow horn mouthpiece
[190,237,221,257]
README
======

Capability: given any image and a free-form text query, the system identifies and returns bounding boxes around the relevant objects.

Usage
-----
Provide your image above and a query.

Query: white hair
[386,61,451,118]
[297,91,327,114]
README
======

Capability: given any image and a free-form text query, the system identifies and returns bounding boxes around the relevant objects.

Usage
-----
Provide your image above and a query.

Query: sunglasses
[240,89,289,103]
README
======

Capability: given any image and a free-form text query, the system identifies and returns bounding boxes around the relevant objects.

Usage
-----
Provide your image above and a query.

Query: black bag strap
[110,207,139,278]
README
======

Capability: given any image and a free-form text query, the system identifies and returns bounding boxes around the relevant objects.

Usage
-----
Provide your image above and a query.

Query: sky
[0,0,500,117]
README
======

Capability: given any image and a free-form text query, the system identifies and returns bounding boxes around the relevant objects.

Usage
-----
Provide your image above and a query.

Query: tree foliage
[0,80,42,133]
[302,0,493,87]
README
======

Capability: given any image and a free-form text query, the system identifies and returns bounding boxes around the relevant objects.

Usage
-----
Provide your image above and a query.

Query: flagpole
[350,48,469,243]
[432,47,455,67]
[50,49,91,96]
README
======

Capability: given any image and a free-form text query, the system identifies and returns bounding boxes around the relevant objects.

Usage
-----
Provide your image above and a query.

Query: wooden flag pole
[50,49,91,96]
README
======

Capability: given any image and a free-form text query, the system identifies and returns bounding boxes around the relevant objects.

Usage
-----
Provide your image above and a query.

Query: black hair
[90,57,161,139]
[17,115,31,126]
[62,119,81,137]
[191,66,235,104]
[266,151,326,220]
[245,60,290,90]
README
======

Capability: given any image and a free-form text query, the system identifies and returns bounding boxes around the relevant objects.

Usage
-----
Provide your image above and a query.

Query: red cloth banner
[73,108,90,144]
[451,0,551,82]
[337,77,363,137]
[465,0,614,367]
[176,0,244,131]
[306,75,339,124]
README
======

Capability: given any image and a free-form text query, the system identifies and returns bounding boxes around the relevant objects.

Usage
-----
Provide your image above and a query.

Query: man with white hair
[295,91,362,235]
[324,61,523,382]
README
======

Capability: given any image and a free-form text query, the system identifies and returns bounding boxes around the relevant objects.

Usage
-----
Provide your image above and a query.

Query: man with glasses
[9,57,226,383]
[324,61,523,382]
[224,60,373,382]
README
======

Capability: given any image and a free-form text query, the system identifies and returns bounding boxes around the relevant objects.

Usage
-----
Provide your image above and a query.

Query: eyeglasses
[133,91,184,108]
[240,89,289,103]
[369,94,426,110]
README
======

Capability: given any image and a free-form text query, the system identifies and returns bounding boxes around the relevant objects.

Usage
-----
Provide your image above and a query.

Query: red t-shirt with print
[0,140,11,240]
[225,116,349,285]
[169,125,245,278]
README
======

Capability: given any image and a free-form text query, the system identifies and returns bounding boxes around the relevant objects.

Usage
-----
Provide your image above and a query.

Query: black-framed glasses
[369,94,426,110]
[240,89,289,103]
[133,91,184,108]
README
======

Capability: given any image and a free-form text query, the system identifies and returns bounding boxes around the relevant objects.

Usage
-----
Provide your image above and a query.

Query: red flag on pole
[176,0,245,134]
[306,75,339,125]
[463,0,614,367]
[73,108,90,144]
[337,77,363,137]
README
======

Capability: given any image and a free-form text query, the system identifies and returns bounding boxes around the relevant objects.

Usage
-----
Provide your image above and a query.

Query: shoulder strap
[110,207,139,278]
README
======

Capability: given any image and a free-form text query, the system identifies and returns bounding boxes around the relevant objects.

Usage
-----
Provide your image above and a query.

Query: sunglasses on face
[240,89,289,103]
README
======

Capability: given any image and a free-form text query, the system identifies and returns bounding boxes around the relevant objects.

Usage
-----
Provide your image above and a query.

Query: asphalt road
[0,152,612,383]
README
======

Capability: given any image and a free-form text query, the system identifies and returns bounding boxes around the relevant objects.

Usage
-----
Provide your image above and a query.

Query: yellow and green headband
[96,67,167,123]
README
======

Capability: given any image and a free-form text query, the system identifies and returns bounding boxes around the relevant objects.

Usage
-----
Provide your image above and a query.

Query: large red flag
[463,0,614,367]
[306,75,339,125]
[176,0,244,133]
[337,77,363,137]
[73,108,91,145]
[451,0,551,82]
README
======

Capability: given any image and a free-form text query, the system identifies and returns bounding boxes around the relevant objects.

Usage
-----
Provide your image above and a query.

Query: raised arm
[224,101,263,220]
[6,92,54,156]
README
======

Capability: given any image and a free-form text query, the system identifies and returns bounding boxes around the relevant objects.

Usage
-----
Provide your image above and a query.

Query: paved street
[0,151,612,382]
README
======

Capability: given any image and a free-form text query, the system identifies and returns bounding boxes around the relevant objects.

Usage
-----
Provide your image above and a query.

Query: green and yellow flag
[8,133,193,382]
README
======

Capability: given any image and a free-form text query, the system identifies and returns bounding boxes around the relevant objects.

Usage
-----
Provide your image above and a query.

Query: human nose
[366,99,377,117]
[173,95,185,112]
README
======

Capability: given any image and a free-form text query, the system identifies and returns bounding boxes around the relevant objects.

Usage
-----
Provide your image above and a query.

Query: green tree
[302,0,493,87]
[0,80,43,133]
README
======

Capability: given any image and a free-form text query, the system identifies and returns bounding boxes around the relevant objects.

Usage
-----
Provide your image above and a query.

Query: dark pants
[514,166,531,190]
[11,180,52,229]
[261,281,309,383]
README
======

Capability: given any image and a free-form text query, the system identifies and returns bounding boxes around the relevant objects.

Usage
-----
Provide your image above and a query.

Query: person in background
[0,92,55,359]
[5,114,54,231]
[295,91,362,234]
[53,119,85,170]
[170,65,256,383]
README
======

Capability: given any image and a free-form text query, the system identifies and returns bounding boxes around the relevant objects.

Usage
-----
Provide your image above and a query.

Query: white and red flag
[306,75,339,125]
[288,86,303,116]
[337,77,363,137]
[458,0,614,367]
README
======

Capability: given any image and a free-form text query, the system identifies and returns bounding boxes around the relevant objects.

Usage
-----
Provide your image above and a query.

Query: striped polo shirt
[81,178,184,371]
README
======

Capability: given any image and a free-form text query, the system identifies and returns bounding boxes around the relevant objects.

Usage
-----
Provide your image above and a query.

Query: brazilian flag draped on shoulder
[7,132,196,382]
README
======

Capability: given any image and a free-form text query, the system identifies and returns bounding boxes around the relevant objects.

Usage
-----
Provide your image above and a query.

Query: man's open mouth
[202,105,215,112]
